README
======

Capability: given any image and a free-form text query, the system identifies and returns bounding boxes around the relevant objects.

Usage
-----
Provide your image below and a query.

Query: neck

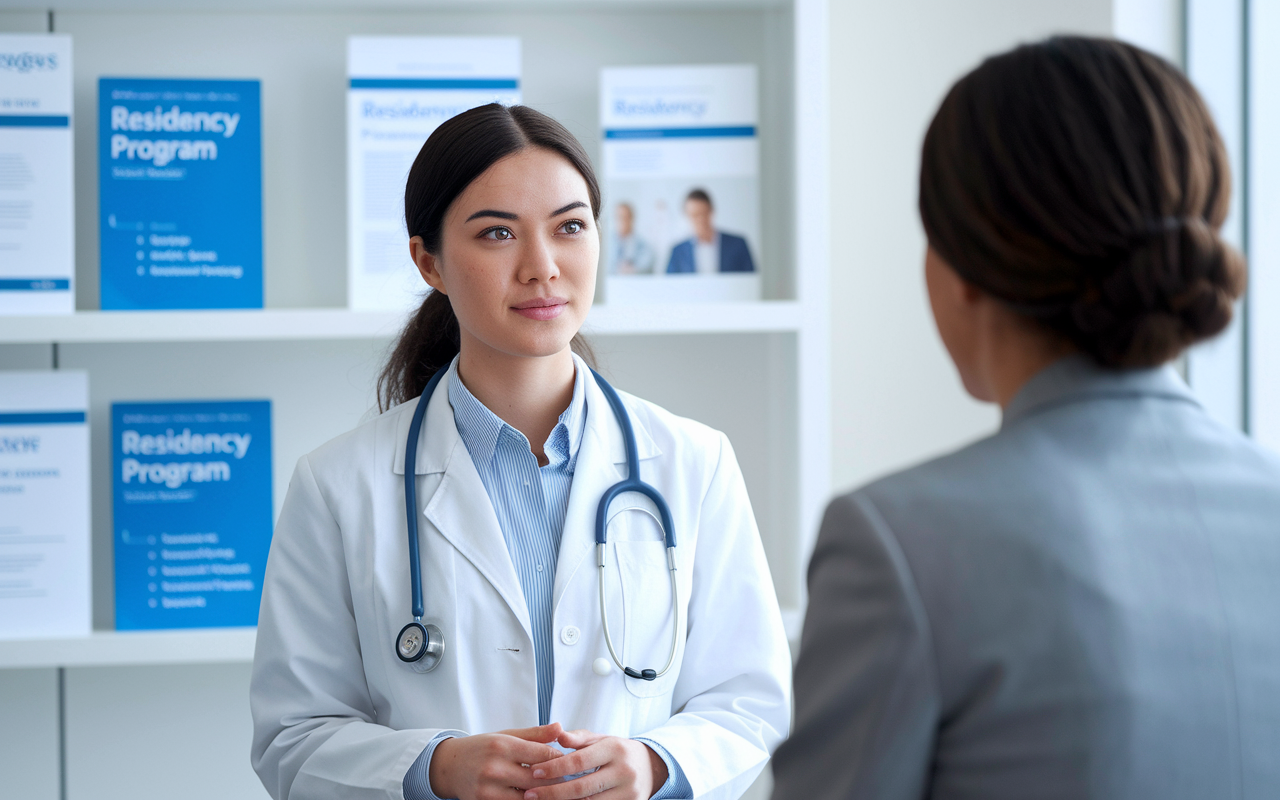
[456,338,577,466]
[697,231,715,244]
[976,309,1075,408]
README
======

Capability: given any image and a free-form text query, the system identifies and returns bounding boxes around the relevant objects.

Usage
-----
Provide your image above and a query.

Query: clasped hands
[429,722,669,800]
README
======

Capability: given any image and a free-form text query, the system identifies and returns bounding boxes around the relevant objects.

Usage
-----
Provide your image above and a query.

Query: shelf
[0,302,803,344]
[0,608,801,669]
[0,628,256,670]
[41,0,791,12]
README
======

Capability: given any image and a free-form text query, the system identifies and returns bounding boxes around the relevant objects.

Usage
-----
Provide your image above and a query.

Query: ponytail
[376,290,459,412]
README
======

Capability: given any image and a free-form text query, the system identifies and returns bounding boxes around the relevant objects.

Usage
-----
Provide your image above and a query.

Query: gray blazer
[772,357,1280,800]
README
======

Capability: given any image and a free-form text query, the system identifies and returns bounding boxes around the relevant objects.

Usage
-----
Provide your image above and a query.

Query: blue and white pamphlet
[601,65,761,304]
[112,400,272,630]
[99,78,262,310]
[0,35,74,315]
[0,371,90,640]
[347,37,520,312]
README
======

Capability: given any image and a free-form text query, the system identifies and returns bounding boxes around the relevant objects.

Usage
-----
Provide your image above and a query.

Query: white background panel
[65,663,268,800]
[0,667,60,800]
[1250,0,1280,445]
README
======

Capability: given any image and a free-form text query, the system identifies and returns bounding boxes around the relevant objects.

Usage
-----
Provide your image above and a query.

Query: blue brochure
[112,400,272,630]
[98,78,262,309]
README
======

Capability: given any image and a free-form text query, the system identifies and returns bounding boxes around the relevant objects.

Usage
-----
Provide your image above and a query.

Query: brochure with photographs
[600,64,760,304]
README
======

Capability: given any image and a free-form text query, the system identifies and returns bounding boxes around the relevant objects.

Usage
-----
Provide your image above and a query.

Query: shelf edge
[0,628,257,670]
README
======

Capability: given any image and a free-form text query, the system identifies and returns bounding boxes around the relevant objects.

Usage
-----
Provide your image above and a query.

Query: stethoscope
[396,366,680,683]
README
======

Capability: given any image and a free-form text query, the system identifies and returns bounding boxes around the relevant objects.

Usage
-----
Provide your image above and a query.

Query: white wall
[827,0,1113,494]
[1114,0,1183,62]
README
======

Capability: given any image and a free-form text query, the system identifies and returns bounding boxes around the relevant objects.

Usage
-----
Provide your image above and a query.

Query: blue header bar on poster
[350,78,520,90]
[0,279,70,291]
[604,126,757,140]
[0,411,86,425]
[0,115,70,127]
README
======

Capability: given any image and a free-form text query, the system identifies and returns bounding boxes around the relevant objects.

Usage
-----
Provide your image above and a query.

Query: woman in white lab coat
[249,104,791,800]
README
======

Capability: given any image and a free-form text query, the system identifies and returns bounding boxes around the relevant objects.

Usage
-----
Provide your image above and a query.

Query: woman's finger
[483,760,565,792]
[504,738,568,769]
[524,762,620,800]
[529,738,614,780]
[555,728,606,750]
[500,722,564,743]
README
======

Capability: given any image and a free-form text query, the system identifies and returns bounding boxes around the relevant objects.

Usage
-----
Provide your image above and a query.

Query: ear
[410,236,446,294]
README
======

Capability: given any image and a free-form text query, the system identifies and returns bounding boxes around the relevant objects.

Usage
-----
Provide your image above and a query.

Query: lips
[512,296,568,321]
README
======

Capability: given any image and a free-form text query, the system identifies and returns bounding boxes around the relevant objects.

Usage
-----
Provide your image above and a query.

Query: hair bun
[918,37,1249,369]
[1066,216,1246,367]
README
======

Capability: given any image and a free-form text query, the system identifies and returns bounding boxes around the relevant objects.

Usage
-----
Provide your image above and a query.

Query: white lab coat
[250,368,792,800]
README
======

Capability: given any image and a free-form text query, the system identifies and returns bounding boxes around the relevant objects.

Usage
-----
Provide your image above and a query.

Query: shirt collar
[1001,353,1199,430]
[447,354,589,472]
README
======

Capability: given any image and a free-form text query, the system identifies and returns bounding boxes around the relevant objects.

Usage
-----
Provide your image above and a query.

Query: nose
[516,232,560,285]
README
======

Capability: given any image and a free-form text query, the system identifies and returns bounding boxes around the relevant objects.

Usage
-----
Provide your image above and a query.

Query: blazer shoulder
[666,240,694,273]
[843,432,1014,542]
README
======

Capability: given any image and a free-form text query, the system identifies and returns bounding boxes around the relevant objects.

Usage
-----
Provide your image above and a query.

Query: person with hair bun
[250,104,790,800]
[773,36,1280,800]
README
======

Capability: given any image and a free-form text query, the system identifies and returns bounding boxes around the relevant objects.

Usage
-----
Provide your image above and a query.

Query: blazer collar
[1002,354,1200,430]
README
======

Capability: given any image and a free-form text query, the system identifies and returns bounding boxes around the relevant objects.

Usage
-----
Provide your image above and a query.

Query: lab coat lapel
[552,372,659,613]
[405,372,533,640]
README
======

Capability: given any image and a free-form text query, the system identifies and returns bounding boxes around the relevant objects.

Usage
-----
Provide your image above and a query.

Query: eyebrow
[465,209,517,222]
[463,201,588,224]
[550,201,588,217]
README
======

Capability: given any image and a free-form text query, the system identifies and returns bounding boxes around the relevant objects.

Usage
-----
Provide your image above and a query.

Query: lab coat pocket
[615,540,681,699]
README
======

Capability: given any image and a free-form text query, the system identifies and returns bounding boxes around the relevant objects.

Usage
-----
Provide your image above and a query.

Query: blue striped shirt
[404,356,690,800]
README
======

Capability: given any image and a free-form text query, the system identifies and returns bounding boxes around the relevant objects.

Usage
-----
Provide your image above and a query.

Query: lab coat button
[560,626,581,645]
[592,657,612,676]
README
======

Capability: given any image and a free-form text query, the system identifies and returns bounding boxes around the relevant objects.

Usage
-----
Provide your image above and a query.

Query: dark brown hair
[377,104,600,411]
[919,36,1246,368]
[685,188,714,209]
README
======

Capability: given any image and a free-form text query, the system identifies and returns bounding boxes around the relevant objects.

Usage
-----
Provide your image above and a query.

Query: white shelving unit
[0,3,828,798]
[0,301,805,344]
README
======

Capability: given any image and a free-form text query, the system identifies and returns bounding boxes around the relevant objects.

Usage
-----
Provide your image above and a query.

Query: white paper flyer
[601,64,761,304]
[347,37,521,313]
[0,35,74,315]
[0,370,90,640]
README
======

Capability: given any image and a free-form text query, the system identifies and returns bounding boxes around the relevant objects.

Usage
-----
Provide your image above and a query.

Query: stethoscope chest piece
[397,621,445,670]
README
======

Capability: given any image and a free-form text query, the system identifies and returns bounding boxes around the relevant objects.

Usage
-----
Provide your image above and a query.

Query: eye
[559,219,586,235]
[480,226,515,241]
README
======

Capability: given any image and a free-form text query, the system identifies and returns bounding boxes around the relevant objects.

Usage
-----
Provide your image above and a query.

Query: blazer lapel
[393,371,533,640]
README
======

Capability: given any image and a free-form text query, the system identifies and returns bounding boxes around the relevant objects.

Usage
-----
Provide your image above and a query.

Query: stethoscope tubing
[404,366,449,622]
[589,368,677,549]
[400,365,679,679]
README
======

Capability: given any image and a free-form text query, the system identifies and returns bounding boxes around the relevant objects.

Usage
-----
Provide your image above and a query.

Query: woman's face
[412,146,598,362]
